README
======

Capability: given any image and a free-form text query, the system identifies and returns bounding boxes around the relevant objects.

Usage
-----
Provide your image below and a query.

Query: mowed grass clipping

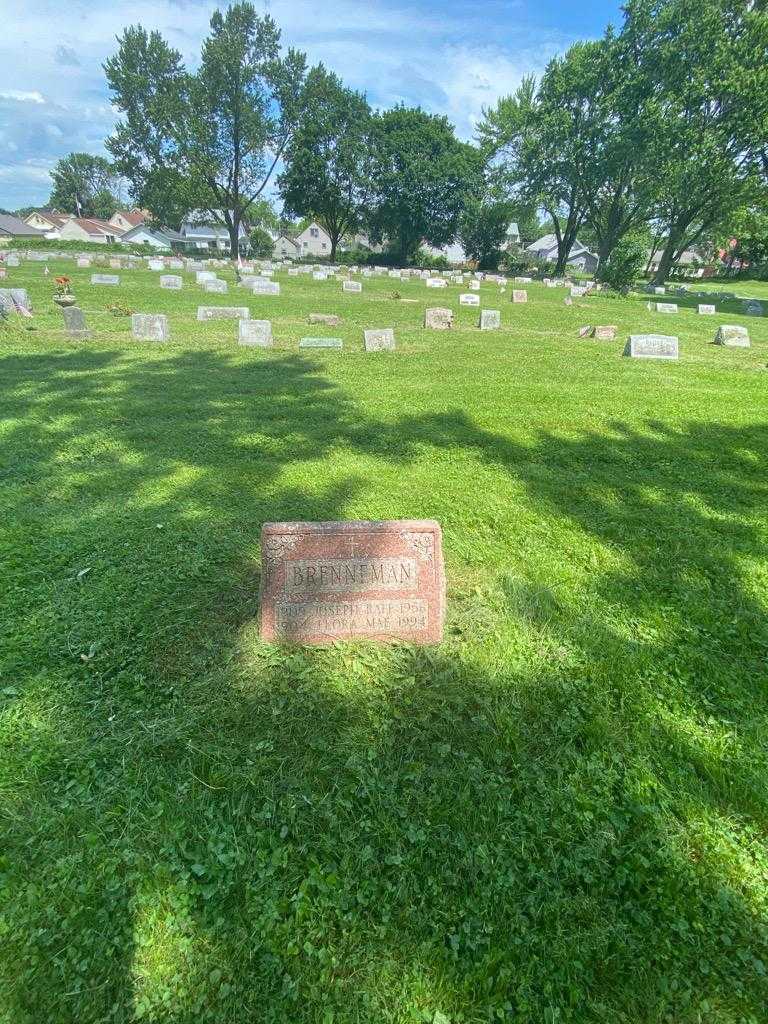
[1,260,768,1024]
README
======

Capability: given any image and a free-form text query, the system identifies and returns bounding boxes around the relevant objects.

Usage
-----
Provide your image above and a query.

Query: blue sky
[0,0,623,210]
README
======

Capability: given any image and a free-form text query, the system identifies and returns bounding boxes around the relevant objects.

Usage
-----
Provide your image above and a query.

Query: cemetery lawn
[2,261,768,1024]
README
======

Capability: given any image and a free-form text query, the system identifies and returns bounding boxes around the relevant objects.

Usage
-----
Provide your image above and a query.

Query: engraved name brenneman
[286,557,417,594]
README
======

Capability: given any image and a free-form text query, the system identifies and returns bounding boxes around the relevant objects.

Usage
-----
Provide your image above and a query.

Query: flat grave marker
[260,519,445,645]
[343,281,362,293]
[459,293,480,306]
[160,275,183,290]
[512,290,528,303]
[624,334,679,360]
[698,304,716,315]
[197,306,250,321]
[299,337,343,349]
[91,274,119,286]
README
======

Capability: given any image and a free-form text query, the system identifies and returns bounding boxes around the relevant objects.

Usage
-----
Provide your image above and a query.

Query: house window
[321,242,326,250]
[310,228,319,238]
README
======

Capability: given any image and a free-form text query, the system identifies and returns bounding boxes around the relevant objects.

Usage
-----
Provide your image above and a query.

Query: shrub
[598,232,648,292]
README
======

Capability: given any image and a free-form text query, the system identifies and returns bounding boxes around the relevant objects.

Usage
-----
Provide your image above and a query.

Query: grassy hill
[1,258,767,1023]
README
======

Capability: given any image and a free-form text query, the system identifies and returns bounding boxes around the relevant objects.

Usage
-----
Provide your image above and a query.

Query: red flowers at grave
[54,276,72,296]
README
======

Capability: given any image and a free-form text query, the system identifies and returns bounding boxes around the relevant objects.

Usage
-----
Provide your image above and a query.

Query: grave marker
[204,279,228,293]
[364,328,395,351]
[61,306,91,340]
[624,334,679,360]
[425,308,453,330]
[309,313,341,326]
[512,290,528,303]
[131,313,169,342]
[655,302,678,313]
[343,281,362,293]
[698,304,716,315]
[479,310,501,330]
[714,325,750,347]
[299,337,343,349]
[459,293,480,306]
[259,519,445,644]
[239,320,273,347]
[91,274,120,286]
[197,306,250,321]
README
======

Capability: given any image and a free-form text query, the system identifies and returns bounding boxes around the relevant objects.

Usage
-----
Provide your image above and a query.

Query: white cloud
[0,0,579,208]
[0,89,46,104]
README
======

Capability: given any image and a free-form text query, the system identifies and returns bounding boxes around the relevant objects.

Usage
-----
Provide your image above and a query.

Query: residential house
[23,211,73,238]
[181,217,247,253]
[109,209,151,233]
[120,224,184,251]
[526,234,598,273]
[58,218,124,244]
[501,222,521,250]
[295,222,332,257]
[272,234,300,260]
[422,240,468,266]
[0,214,46,243]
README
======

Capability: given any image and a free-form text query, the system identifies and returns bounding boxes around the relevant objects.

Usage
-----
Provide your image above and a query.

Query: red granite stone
[260,520,445,645]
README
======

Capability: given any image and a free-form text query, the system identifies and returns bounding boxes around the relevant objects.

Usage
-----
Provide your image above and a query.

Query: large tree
[104,4,312,258]
[624,0,768,285]
[367,106,483,264]
[279,68,374,262]
[48,153,119,218]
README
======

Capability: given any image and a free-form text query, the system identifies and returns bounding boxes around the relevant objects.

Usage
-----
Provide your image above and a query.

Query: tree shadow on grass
[2,349,768,1022]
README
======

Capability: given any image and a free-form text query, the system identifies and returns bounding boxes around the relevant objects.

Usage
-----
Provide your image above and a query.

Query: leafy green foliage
[48,152,120,218]
[458,197,514,270]
[599,229,650,292]
[279,68,374,262]
[368,106,483,263]
[104,4,312,257]
[249,226,274,258]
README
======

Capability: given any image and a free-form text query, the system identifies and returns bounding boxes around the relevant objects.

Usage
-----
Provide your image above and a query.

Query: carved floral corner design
[401,531,434,564]
[262,534,299,576]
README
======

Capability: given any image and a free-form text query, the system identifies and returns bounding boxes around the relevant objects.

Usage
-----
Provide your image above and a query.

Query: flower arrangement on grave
[107,302,134,317]
[53,276,76,307]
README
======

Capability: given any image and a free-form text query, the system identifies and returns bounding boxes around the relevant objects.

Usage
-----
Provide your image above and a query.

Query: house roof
[113,210,148,227]
[0,214,45,237]
[65,217,124,237]
[25,211,72,228]
[121,224,184,243]
[527,234,595,260]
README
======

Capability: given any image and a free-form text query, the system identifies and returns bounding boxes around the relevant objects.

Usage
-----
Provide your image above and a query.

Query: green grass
[1,259,768,1024]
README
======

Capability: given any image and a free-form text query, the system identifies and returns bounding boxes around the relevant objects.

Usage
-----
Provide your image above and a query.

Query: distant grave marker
[131,313,169,342]
[624,334,679,360]
[91,274,119,286]
[61,306,91,340]
[299,337,343,349]
[424,307,453,329]
[714,325,750,347]
[479,310,501,330]
[364,328,395,351]
[512,290,528,303]
[239,319,273,347]
[197,306,250,320]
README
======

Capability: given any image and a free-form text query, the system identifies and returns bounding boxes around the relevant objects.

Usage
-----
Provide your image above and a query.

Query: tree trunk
[651,227,683,286]
[229,219,240,266]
